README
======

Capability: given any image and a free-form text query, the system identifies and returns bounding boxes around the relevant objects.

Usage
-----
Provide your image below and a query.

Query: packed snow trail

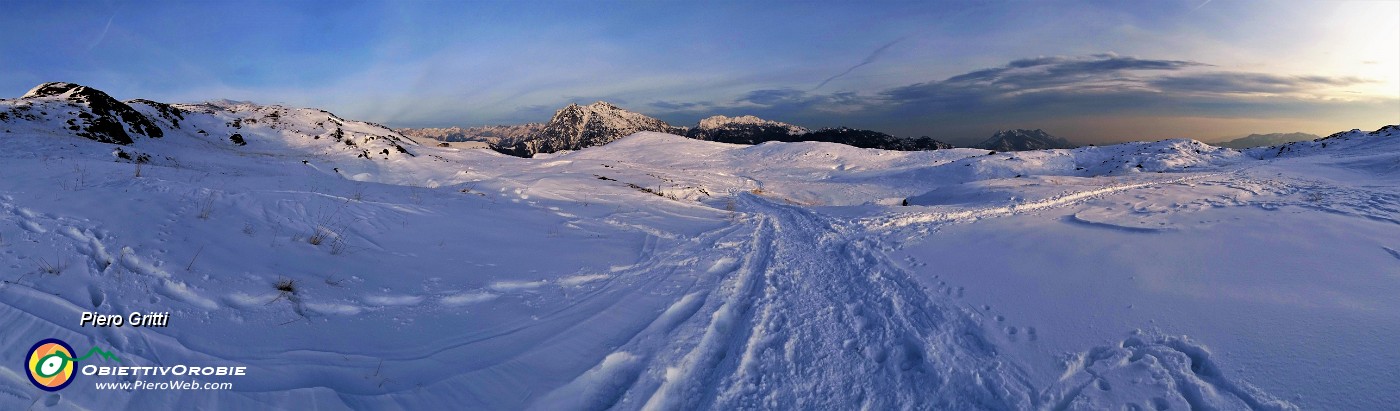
[863,170,1231,230]
[638,194,1036,410]
[563,193,1295,410]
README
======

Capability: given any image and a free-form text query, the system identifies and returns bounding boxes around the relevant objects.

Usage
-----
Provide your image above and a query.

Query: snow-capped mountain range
[396,123,545,145]
[696,114,808,135]
[470,102,954,157]
[684,114,808,145]
[975,129,1077,151]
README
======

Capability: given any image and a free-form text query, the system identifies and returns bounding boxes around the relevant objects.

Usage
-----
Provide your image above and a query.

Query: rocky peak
[491,101,678,157]
[585,101,620,110]
[15,82,164,144]
[23,82,90,99]
[977,128,1075,151]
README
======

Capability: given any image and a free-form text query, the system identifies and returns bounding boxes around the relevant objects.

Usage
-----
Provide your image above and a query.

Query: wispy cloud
[651,100,711,110]
[1149,73,1368,95]
[875,54,1368,110]
[87,14,115,51]
[811,37,906,91]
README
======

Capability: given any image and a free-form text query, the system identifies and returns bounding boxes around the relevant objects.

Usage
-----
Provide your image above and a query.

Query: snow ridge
[1,82,420,163]
[1246,125,1399,159]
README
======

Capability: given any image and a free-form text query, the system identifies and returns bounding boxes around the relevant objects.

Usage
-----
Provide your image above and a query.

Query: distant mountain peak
[976,128,1076,151]
[686,116,949,151]
[696,115,807,135]
[397,124,545,145]
[1214,132,1319,149]
[491,101,679,157]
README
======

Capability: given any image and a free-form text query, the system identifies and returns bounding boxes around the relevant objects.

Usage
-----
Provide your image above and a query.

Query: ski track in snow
[543,192,1296,410]
[636,195,1036,410]
[863,171,1230,230]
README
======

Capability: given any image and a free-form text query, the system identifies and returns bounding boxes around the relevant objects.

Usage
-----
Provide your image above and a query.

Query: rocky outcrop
[13,82,165,144]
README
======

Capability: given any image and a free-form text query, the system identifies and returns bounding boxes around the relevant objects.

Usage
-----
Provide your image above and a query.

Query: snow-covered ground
[1,110,1396,409]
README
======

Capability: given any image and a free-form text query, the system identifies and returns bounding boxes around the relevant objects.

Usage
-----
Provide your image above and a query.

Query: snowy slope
[1,85,1397,410]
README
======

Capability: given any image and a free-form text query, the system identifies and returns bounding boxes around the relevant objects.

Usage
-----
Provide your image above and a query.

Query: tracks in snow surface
[550,190,1295,410]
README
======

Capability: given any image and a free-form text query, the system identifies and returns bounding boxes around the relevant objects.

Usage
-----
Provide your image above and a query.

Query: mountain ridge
[975,129,1076,151]
[1,82,420,162]
[476,102,953,157]
[398,124,545,145]
[1215,132,1320,149]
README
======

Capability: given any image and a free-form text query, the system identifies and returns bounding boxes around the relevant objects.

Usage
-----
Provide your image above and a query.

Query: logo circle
[26,339,75,391]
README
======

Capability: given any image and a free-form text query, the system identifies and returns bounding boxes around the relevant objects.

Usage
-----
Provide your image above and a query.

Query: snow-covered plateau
[1,84,1397,410]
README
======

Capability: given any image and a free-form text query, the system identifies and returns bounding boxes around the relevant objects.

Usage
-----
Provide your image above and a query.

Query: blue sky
[3,0,1397,144]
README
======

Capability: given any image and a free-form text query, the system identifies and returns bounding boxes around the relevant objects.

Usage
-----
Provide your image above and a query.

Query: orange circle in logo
[26,339,75,391]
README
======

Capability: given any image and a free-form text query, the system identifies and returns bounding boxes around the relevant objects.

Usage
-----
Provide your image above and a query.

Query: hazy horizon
[4,0,1397,145]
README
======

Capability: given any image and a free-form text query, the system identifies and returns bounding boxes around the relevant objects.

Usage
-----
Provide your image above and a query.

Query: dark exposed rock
[20,82,164,145]
[128,98,186,129]
[689,120,950,151]
[112,148,150,163]
[686,123,797,145]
